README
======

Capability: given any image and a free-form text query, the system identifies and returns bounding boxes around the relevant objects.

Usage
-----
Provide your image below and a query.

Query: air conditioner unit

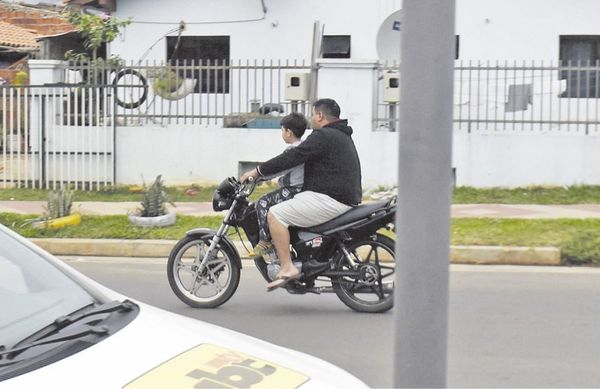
[285,73,310,101]
[383,72,400,103]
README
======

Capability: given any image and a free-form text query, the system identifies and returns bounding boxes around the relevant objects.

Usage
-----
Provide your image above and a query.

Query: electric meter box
[285,73,310,101]
[383,72,400,103]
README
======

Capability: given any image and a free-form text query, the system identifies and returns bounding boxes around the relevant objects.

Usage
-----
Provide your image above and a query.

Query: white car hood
[1,301,367,389]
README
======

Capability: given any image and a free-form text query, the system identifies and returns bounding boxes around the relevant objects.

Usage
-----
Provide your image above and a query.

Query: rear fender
[185,228,242,269]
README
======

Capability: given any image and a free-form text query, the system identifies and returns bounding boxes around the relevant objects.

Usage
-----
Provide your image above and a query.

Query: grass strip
[0,184,278,203]
[1,213,599,265]
[451,218,600,265]
[452,185,600,204]
[3,185,600,204]
[0,213,223,240]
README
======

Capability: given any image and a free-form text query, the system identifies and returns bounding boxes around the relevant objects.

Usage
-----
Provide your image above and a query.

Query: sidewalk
[2,200,600,219]
[3,199,599,265]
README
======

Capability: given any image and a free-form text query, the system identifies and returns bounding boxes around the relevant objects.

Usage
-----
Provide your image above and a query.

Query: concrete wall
[453,132,600,187]
[114,126,600,188]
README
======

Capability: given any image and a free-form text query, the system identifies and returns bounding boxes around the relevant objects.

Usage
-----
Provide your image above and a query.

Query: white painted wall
[456,0,600,60]
[114,126,600,188]
[111,0,600,63]
[111,0,402,62]
[453,132,600,187]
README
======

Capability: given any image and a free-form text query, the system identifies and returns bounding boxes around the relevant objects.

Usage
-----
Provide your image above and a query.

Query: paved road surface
[62,257,600,388]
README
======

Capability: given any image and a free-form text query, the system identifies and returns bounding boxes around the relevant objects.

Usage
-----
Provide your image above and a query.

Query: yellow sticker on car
[123,344,310,389]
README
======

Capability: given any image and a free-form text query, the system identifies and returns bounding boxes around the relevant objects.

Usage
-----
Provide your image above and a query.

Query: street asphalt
[62,256,600,388]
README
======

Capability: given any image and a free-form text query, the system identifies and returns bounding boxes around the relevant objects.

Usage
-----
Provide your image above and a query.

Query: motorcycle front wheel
[332,234,395,313]
[167,235,241,308]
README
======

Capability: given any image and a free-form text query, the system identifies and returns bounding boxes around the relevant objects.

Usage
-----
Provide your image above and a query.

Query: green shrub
[138,175,174,217]
[43,188,74,219]
[152,70,183,98]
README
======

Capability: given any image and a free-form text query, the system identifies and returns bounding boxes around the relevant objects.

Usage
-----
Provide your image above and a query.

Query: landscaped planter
[32,213,82,229]
[128,211,176,228]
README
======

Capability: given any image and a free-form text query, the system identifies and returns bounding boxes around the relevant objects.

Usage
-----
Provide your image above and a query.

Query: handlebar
[237,176,265,197]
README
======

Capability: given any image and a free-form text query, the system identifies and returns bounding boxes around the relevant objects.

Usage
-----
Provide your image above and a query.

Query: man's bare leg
[267,211,300,278]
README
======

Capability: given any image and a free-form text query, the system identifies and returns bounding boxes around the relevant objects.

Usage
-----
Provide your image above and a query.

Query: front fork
[196,200,237,273]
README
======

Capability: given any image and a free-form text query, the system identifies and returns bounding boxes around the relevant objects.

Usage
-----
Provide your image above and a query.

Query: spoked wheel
[167,235,241,308]
[332,234,395,313]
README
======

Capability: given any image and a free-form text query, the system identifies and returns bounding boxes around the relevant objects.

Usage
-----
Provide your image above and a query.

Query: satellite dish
[376,10,403,62]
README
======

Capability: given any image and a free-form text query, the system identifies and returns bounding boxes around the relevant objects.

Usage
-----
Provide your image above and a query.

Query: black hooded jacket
[258,119,362,205]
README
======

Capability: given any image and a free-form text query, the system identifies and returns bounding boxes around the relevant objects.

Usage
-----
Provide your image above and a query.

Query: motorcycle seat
[301,200,390,234]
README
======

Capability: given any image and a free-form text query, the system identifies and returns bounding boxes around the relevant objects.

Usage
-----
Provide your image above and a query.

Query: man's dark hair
[280,112,308,138]
[313,98,341,119]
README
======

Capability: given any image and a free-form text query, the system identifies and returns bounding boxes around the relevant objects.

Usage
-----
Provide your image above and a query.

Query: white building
[22,0,600,188]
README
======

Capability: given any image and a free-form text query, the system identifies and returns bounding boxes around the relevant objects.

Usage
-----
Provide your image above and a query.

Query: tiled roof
[0,21,39,50]
[63,0,116,12]
[0,3,76,37]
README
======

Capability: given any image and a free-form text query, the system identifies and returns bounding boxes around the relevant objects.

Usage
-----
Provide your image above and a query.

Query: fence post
[41,94,47,189]
[113,84,117,185]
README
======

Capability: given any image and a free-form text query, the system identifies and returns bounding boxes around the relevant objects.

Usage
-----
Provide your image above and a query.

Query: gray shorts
[269,191,352,228]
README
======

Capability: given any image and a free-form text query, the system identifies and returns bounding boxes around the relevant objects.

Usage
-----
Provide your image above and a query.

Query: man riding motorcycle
[241,98,362,291]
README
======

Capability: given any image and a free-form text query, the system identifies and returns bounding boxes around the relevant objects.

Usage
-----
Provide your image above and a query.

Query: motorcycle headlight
[212,190,234,211]
[212,177,239,211]
[217,177,238,195]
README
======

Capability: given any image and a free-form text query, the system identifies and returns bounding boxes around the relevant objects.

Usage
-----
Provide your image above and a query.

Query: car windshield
[0,227,95,348]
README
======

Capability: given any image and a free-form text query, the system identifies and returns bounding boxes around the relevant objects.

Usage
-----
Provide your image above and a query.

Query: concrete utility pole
[393,0,455,388]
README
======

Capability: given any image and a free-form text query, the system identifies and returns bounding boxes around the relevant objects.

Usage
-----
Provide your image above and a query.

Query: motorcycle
[167,177,397,313]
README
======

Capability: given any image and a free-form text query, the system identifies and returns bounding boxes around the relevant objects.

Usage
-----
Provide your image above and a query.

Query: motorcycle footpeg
[284,280,308,295]
[304,288,321,295]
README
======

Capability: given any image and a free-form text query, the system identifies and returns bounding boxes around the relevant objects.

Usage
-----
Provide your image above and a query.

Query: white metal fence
[63,60,313,127]
[54,59,600,133]
[5,60,600,191]
[376,60,600,134]
[0,85,115,189]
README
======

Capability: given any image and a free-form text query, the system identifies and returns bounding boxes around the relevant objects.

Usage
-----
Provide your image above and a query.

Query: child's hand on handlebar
[240,168,259,184]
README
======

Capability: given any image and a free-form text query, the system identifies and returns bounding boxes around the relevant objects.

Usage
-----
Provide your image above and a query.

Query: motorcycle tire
[167,234,241,308]
[332,234,395,313]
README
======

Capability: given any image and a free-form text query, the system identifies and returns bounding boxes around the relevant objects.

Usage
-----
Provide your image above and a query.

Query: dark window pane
[559,35,600,98]
[321,35,351,59]
[166,36,230,93]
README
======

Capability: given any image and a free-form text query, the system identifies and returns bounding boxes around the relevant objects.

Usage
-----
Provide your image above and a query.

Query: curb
[450,245,560,266]
[29,238,562,266]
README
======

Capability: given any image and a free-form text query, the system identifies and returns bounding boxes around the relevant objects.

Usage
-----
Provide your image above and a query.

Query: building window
[559,35,600,98]
[166,36,230,93]
[321,35,351,59]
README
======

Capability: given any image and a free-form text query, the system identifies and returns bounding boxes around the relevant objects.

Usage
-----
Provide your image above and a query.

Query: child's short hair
[280,112,308,138]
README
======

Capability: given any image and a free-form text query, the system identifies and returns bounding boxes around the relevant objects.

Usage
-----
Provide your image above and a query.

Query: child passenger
[254,112,308,257]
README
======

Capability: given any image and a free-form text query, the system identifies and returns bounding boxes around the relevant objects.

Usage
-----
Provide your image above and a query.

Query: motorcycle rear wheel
[167,235,241,308]
[332,234,395,313]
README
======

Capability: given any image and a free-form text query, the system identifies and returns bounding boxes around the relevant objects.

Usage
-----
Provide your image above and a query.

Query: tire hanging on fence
[112,68,148,109]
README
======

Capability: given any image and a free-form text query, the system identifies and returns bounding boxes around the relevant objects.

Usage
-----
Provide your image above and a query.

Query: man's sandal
[266,272,301,292]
